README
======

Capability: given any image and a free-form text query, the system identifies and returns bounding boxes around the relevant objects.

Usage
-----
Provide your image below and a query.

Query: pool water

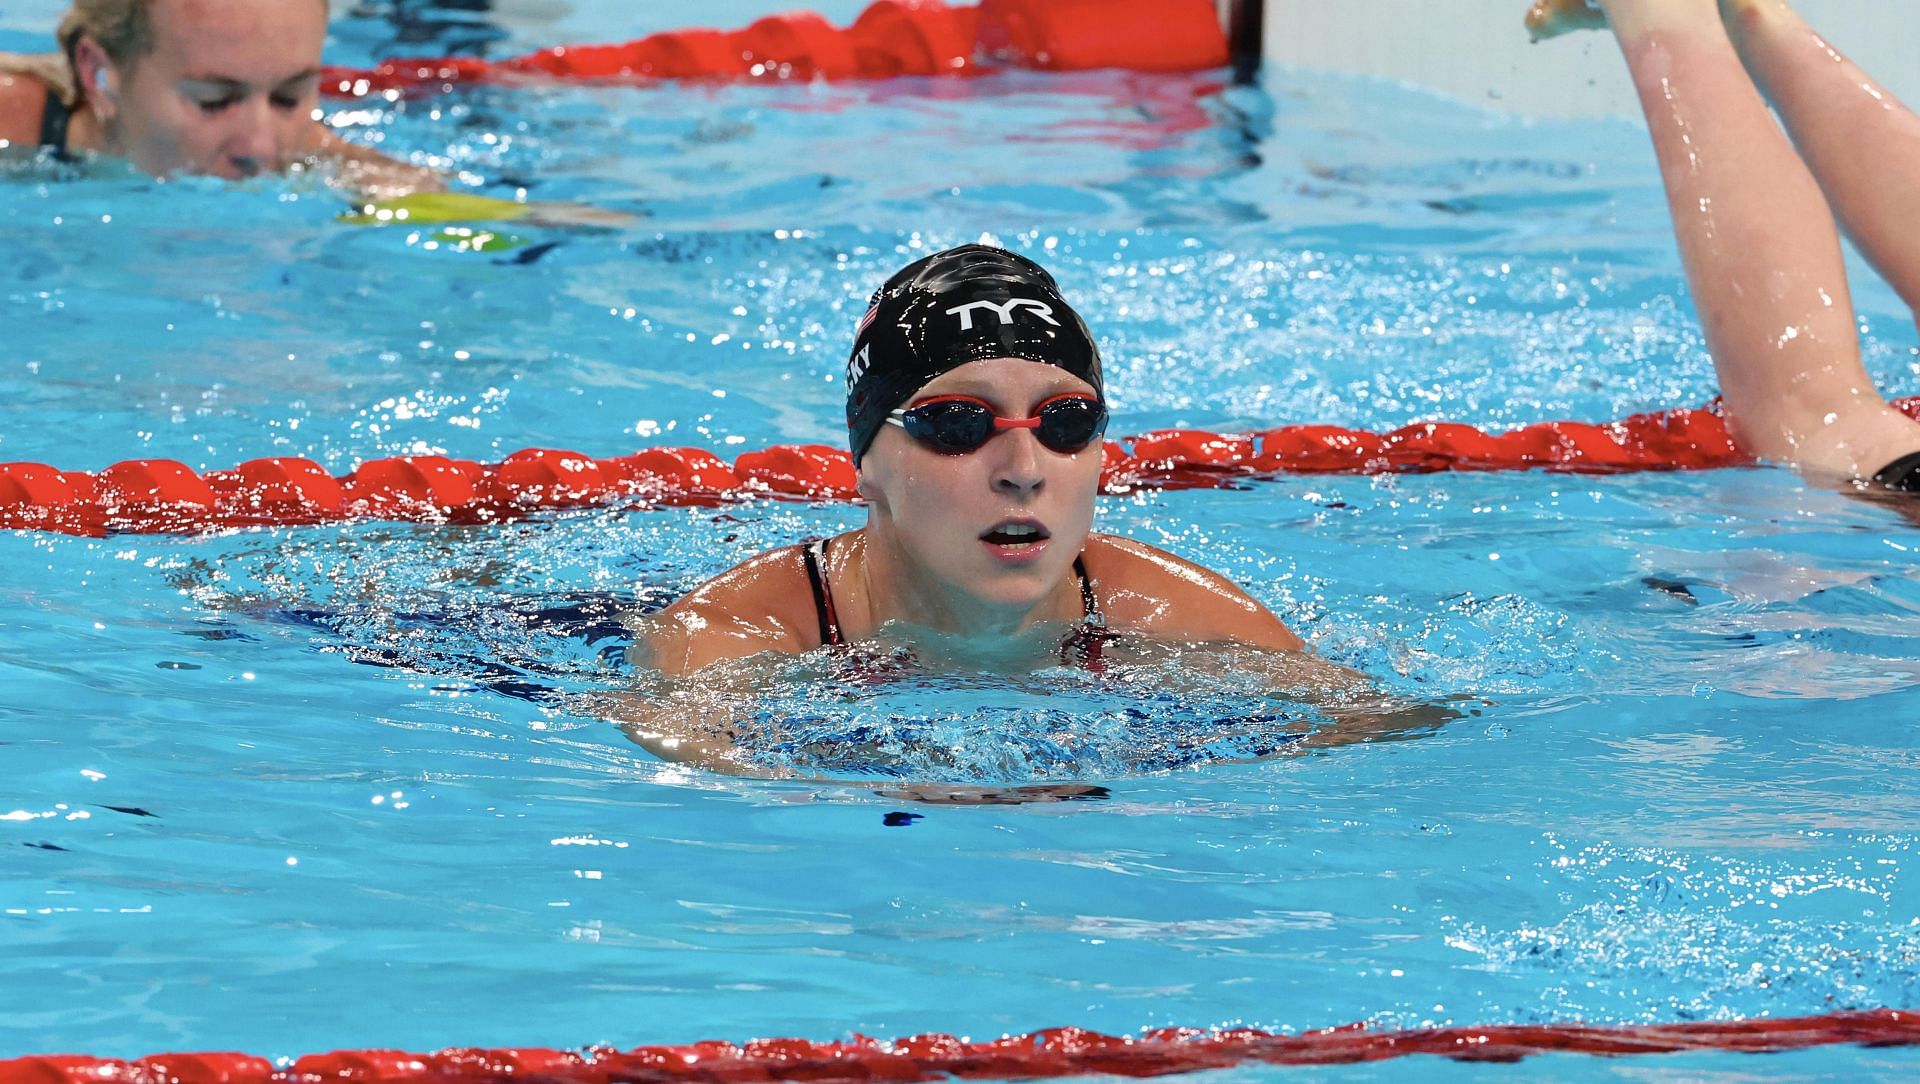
[3,1,1919,1079]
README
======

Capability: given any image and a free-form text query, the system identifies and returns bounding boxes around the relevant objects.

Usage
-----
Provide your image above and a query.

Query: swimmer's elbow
[626,615,708,680]
[624,638,665,678]
[1224,596,1305,652]
[1262,620,1307,653]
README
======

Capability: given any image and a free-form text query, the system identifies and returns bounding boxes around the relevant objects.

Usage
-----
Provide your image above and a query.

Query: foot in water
[1525,0,1607,41]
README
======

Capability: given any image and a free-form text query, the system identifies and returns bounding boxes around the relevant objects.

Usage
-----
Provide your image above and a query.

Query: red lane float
[0,400,1899,537]
[319,0,1229,97]
[975,0,1226,72]
[2,1010,1916,1082]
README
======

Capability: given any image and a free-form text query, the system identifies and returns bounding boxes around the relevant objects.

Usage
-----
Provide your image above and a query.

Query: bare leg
[1721,0,1920,314]
[1543,0,1920,479]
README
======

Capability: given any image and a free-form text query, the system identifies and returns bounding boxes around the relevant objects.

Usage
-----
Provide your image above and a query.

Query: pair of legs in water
[1532,0,1920,488]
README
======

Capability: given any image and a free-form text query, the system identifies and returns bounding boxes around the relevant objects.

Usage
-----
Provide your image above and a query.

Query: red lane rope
[4,400,1916,537]
[319,0,1229,97]
[3,1010,1916,1081]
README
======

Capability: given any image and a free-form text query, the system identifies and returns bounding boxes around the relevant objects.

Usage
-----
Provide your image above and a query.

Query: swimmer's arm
[627,603,802,678]
[610,552,818,769]
[607,673,1110,802]
[1095,540,1468,746]
[610,654,1107,803]
[1091,540,1455,743]
[300,122,634,227]
[299,122,447,201]
[602,682,763,776]
[0,74,46,149]
[1141,640,1466,751]
[1093,536,1312,652]
[625,548,815,679]
[606,684,1111,804]
[613,603,803,770]
[1291,685,1473,750]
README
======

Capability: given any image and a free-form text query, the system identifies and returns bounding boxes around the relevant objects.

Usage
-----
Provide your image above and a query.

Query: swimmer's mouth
[981,520,1050,548]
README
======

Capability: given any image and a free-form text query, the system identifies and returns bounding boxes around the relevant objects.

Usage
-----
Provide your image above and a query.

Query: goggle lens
[895,395,1107,455]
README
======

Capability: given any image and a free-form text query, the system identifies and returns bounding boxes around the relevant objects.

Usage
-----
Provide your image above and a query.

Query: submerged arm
[611,571,1103,805]
[304,122,636,227]
[1290,679,1473,749]
[1090,536,1467,749]
[608,586,804,773]
[300,121,446,201]
[604,663,1106,804]
[1153,642,1470,751]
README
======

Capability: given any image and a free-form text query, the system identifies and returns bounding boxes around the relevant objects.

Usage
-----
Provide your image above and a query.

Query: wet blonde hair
[0,1,151,107]
[55,1,158,71]
[5,0,326,108]
[58,0,328,67]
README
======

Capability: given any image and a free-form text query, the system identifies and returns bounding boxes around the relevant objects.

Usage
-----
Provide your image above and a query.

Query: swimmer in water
[617,244,1453,783]
[1527,0,1920,492]
[0,0,437,195]
[0,1,643,223]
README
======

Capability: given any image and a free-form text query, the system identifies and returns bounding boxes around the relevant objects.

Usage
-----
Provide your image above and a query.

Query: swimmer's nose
[225,100,278,177]
[990,427,1046,497]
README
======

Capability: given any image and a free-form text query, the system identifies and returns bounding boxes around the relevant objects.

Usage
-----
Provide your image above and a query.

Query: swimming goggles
[887,393,1108,455]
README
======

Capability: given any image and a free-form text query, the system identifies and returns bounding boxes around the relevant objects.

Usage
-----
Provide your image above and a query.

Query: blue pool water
[3,1,1920,1080]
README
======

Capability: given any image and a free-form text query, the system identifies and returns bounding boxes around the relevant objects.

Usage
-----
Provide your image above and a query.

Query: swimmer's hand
[871,783,1111,806]
[341,192,636,231]
[1297,692,1486,750]
[317,155,448,203]
[517,201,640,230]
[1131,641,1480,750]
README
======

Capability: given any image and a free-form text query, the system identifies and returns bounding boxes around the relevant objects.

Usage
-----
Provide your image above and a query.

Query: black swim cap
[845,244,1103,462]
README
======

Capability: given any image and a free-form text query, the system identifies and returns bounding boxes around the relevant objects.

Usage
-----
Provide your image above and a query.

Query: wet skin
[75,0,329,178]
[1528,0,1920,481]
[854,357,1105,637]
[1,0,450,197]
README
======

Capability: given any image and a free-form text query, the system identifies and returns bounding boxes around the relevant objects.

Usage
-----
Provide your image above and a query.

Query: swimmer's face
[857,357,1103,616]
[87,0,325,179]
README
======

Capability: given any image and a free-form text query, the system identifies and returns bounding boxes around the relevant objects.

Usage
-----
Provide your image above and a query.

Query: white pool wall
[1254,0,1920,118]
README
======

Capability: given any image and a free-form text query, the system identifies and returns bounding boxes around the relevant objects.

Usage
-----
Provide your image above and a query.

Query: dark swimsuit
[801,537,1111,670]
[1874,451,1920,493]
[37,87,71,156]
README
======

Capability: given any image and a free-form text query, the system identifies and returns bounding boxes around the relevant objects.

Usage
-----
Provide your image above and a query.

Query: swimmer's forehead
[174,68,320,93]
[914,358,1098,404]
[144,0,325,85]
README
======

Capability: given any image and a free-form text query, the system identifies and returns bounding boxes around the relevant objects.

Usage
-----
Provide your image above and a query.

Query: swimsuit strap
[1063,555,1109,673]
[801,537,844,647]
[1873,450,1920,493]
[38,85,71,154]
[1073,555,1098,618]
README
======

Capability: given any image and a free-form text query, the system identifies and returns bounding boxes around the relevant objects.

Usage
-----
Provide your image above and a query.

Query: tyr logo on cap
[945,298,1061,332]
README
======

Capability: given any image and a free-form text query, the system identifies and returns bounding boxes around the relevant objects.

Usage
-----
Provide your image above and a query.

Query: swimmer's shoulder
[0,70,49,149]
[1082,533,1304,651]
[627,541,829,676]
